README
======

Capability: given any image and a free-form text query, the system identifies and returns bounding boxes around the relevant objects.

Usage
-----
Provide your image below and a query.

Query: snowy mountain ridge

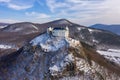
[0,31,120,80]
[27,32,120,79]
[0,19,120,80]
[30,33,80,52]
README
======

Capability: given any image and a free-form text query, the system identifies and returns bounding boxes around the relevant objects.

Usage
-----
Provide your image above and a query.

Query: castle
[47,26,69,37]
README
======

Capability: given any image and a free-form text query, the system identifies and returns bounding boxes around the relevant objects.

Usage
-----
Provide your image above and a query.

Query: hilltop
[0,19,120,80]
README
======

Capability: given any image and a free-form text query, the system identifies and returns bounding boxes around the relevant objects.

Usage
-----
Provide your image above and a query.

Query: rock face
[0,32,120,80]
[71,26,120,50]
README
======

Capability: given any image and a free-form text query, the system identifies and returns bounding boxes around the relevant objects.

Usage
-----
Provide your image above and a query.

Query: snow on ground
[93,39,99,43]
[32,24,38,30]
[0,44,18,50]
[30,33,78,76]
[76,58,91,73]
[49,65,60,72]
[49,53,75,76]
[88,28,103,32]
[97,50,120,57]
[105,56,120,65]
[108,49,120,53]
[40,38,66,52]
[30,33,49,46]
[30,32,81,52]
[0,26,7,29]
[0,44,12,49]
[88,29,94,33]
[66,38,80,47]
[77,27,82,31]
[97,50,120,65]
[30,33,67,52]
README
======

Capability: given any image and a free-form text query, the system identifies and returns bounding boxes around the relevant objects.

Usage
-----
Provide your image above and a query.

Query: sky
[0,0,120,26]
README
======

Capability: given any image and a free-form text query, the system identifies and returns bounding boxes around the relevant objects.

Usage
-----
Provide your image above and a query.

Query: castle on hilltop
[47,26,69,38]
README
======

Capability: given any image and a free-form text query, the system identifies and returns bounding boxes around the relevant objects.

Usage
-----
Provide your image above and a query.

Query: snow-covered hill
[72,26,120,50]
[97,49,120,66]
[0,25,7,29]
[0,32,120,80]
[2,22,39,34]
[0,19,120,80]
[1,19,120,57]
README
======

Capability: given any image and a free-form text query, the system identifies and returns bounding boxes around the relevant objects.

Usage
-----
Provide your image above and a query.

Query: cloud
[25,12,50,19]
[46,0,69,12]
[1,0,120,25]
[0,0,35,10]
[25,11,52,23]
[46,0,105,13]
[0,0,10,3]
[8,3,33,10]
[46,0,106,20]
[47,0,105,16]
[46,0,120,26]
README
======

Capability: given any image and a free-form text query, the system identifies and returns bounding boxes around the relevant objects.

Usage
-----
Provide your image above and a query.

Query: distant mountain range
[90,24,120,35]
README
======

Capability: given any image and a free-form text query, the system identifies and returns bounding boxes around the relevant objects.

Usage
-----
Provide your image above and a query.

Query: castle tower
[47,27,53,34]
[65,26,69,38]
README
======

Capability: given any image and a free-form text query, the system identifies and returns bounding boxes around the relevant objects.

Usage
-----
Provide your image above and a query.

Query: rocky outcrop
[0,33,120,80]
